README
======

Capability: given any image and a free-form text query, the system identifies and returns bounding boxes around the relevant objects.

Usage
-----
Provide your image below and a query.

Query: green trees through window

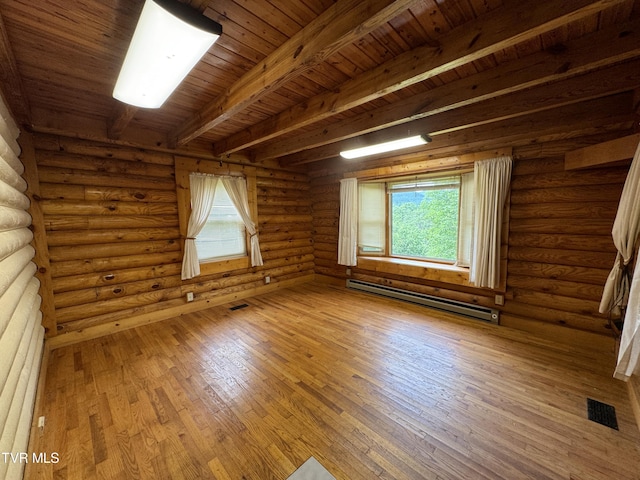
[390,187,460,262]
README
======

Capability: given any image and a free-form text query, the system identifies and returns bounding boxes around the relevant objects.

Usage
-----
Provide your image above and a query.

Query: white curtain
[599,141,640,380]
[221,176,263,267]
[469,156,512,289]
[181,173,219,280]
[338,178,358,266]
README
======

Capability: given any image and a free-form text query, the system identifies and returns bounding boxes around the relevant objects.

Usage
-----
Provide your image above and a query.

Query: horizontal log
[507,274,604,301]
[36,150,175,178]
[510,167,628,190]
[255,177,309,190]
[313,227,338,236]
[258,231,311,243]
[257,196,311,206]
[313,249,337,261]
[512,157,564,175]
[260,246,314,261]
[44,215,179,231]
[512,132,627,161]
[255,168,309,182]
[309,183,340,195]
[312,217,339,228]
[258,205,312,216]
[56,285,185,324]
[510,185,623,204]
[259,214,313,224]
[49,239,180,262]
[256,187,302,198]
[259,222,312,234]
[499,313,613,344]
[51,252,182,278]
[507,261,609,286]
[259,238,313,252]
[501,300,608,334]
[37,166,176,190]
[313,242,337,253]
[313,201,340,212]
[52,263,183,293]
[40,200,177,216]
[509,202,618,219]
[39,183,177,203]
[54,275,183,308]
[507,246,615,269]
[46,228,180,246]
[36,135,175,165]
[508,233,615,252]
[313,234,337,244]
[509,218,613,235]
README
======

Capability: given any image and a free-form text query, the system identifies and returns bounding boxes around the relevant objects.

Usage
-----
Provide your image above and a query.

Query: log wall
[31,134,314,339]
[501,142,626,337]
[310,132,630,342]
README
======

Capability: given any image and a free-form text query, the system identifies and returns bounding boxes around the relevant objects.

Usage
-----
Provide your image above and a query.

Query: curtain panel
[469,156,512,289]
[221,176,263,267]
[338,178,358,266]
[599,141,640,380]
[181,173,219,280]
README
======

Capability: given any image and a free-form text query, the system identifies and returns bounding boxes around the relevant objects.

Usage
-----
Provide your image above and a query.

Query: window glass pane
[196,184,246,261]
[390,178,460,262]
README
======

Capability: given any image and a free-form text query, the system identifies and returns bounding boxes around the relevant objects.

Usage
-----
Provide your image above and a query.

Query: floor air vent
[587,398,619,430]
[346,279,499,324]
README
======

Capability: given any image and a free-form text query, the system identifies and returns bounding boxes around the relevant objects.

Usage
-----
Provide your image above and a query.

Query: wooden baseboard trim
[47,275,315,350]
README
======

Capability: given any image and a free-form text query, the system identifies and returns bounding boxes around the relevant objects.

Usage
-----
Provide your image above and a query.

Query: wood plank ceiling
[0,0,639,170]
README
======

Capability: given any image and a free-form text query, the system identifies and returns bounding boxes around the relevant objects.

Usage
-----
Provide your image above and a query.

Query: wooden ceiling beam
[170,0,419,147]
[281,94,635,168]
[279,60,640,166]
[0,10,31,128]
[215,0,629,158]
[254,18,640,161]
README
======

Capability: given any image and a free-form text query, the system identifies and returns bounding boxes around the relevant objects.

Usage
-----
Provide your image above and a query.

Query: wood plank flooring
[27,283,640,479]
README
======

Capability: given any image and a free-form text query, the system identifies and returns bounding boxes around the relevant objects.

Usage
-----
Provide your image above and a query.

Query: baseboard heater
[346,279,499,324]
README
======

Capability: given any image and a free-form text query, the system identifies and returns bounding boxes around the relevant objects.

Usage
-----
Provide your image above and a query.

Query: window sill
[357,256,470,286]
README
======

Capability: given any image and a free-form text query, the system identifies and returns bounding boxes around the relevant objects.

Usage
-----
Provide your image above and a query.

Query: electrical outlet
[494,294,504,306]
[38,416,45,432]
[346,268,352,276]
[264,276,271,284]
[186,292,194,302]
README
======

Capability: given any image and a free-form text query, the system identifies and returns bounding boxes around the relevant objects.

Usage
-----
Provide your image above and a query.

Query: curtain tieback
[185,237,196,240]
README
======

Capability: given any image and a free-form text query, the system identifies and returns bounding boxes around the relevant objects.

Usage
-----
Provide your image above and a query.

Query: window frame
[358,171,472,266]
[345,147,512,291]
[175,157,258,276]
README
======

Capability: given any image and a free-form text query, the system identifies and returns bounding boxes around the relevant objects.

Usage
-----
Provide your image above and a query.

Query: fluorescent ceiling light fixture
[340,135,431,159]
[113,0,222,108]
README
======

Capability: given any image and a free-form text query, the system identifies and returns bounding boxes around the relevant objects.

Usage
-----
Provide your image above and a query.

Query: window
[358,172,474,266]
[195,182,247,262]
[175,158,259,277]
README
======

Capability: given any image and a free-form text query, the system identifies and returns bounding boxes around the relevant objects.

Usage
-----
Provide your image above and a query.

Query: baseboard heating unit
[346,279,499,324]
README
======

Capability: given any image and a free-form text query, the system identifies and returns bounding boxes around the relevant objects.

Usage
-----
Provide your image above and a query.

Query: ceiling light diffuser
[340,135,431,159]
[113,0,222,108]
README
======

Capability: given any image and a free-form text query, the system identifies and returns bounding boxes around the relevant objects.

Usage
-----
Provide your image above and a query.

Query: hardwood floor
[27,282,640,479]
